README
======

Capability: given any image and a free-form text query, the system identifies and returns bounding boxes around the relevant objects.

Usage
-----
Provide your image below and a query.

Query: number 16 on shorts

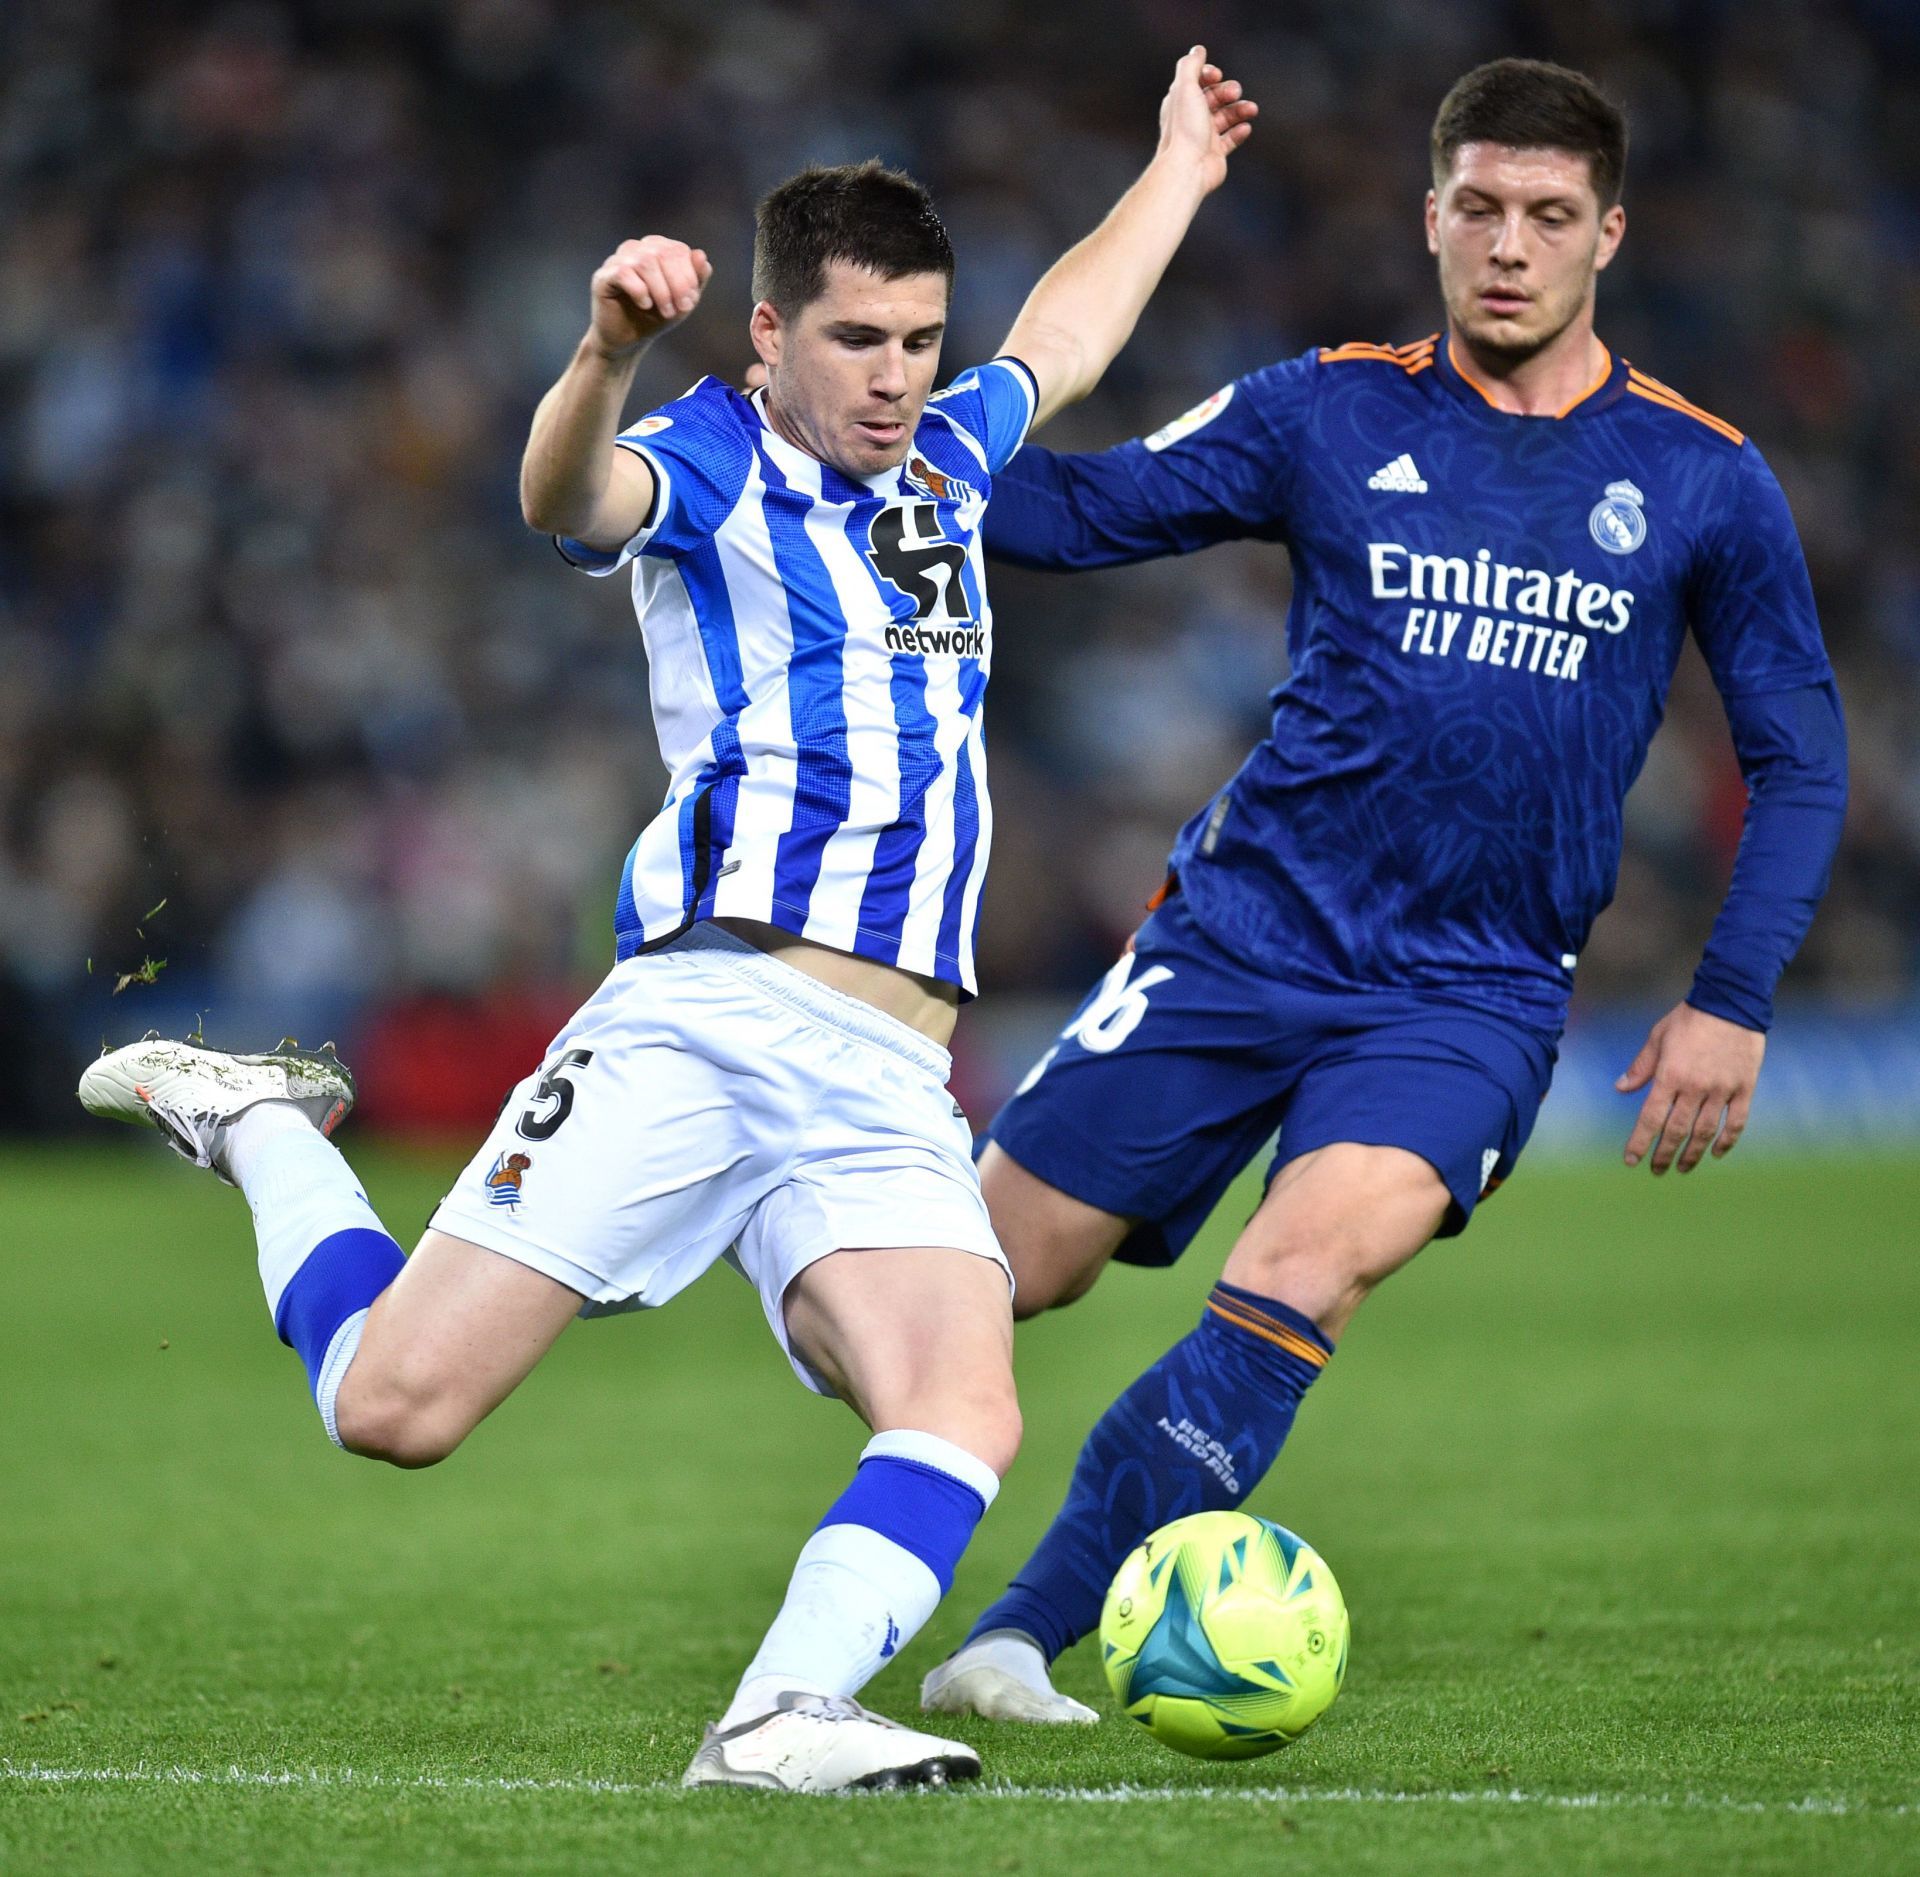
[1015,954,1174,1095]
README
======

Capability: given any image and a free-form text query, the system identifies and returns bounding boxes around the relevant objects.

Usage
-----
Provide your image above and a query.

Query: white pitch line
[1,1761,1911,1817]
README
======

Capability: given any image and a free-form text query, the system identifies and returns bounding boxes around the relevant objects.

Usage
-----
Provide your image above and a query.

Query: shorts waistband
[664,923,953,1081]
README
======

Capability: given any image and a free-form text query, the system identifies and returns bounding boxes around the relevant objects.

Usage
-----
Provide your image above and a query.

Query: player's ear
[750,300,782,371]
[1594,202,1626,272]
[1423,187,1440,255]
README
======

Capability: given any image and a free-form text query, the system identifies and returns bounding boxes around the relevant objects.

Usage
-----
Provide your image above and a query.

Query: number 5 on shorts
[516,1048,595,1142]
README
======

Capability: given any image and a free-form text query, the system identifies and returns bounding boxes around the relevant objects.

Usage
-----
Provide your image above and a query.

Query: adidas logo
[1367,453,1428,493]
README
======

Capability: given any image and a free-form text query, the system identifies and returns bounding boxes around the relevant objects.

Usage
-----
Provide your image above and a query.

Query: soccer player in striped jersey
[922,59,1850,1725]
[77,49,1256,1792]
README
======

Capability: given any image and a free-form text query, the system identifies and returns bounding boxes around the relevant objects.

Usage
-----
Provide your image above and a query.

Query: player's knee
[1009,1254,1094,1320]
[1301,1221,1403,1290]
[1004,1238,1058,1319]
[336,1404,464,1470]
[943,1390,1022,1481]
[333,1373,470,1470]
[984,1147,1122,1322]
[980,1391,1023,1478]
[1002,1219,1116,1319]
[1227,1217,1411,1332]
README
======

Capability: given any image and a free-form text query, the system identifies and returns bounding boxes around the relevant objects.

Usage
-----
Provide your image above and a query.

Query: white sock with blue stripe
[719,1429,1000,1730]
[225,1103,406,1447]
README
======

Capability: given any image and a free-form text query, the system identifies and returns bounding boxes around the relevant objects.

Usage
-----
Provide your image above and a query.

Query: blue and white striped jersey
[561,357,1037,992]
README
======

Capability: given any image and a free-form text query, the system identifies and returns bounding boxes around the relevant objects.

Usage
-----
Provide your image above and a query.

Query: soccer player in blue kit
[923,59,1850,1724]
[75,52,1258,1790]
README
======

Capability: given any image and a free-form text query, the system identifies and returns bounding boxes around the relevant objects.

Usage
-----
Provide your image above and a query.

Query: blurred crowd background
[3,0,1918,1132]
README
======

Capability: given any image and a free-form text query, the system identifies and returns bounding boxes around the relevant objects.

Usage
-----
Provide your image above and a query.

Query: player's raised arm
[1003,46,1255,430]
[520,236,713,551]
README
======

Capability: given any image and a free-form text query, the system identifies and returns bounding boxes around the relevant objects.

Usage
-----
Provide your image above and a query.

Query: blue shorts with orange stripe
[985,888,1557,1266]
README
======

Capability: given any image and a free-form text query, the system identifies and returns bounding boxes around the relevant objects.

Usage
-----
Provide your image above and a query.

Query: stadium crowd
[2,0,1917,1129]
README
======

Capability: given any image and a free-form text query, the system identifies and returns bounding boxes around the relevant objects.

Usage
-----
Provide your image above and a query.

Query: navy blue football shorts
[986,888,1557,1265]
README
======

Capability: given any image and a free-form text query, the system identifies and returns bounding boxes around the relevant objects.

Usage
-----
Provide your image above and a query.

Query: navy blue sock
[967,1281,1332,1661]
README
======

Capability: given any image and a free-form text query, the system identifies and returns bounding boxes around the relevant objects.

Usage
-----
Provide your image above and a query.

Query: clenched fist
[589,236,713,359]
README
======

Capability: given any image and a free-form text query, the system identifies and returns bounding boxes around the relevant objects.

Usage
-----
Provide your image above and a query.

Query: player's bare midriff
[713,916,961,1045]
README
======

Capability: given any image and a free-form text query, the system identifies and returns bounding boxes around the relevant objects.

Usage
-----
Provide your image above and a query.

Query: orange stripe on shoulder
[1628,367,1745,438]
[1627,382,1745,445]
[1625,370,1745,445]
[1320,337,1436,375]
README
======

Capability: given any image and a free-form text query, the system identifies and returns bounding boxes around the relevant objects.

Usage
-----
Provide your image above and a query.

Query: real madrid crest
[1589,479,1647,555]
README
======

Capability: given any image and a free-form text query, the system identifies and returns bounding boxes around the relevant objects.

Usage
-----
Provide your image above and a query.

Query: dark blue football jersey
[987,337,1833,1038]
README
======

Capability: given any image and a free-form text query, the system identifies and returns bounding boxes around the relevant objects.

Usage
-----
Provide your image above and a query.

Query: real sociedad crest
[903,453,973,505]
[1589,479,1647,555]
[485,1151,532,1210]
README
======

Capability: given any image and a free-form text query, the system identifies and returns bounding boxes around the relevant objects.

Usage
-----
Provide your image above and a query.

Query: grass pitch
[1,1140,1915,1874]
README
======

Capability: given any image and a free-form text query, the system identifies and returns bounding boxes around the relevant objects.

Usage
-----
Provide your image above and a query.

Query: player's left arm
[1001,46,1255,430]
[1618,445,1849,1175]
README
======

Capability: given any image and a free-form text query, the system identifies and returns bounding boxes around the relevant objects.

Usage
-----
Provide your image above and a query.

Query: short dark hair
[751,161,955,313]
[1430,59,1628,208]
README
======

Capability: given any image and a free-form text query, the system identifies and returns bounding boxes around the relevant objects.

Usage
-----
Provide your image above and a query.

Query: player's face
[751,263,949,478]
[1426,144,1625,360]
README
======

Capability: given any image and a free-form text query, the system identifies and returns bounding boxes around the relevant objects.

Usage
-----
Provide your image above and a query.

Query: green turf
[1,1141,1915,1874]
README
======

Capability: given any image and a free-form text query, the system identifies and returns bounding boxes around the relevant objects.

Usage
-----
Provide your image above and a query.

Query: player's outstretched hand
[589,236,712,359]
[1156,44,1257,196]
[1616,1001,1767,1175]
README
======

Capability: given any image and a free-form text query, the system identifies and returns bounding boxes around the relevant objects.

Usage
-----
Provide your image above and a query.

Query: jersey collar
[1431,333,1628,421]
[749,385,903,496]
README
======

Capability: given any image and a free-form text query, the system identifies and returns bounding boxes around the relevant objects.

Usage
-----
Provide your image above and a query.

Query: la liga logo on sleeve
[1145,385,1235,453]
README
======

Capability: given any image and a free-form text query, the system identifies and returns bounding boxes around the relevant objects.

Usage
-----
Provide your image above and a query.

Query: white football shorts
[429,923,1008,1393]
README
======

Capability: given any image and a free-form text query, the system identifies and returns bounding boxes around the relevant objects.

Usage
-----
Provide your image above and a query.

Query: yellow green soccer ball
[1100,1510,1349,1760]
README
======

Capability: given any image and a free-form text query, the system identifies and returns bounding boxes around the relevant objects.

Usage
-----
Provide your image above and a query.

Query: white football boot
[77,1034,355,1184]
[681,1691,981,1792]
[920,1630,1099,1725]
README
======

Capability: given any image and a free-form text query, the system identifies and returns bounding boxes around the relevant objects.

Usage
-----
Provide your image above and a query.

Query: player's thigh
[1224,1142,1451,1316]
[782,1245,1019,1476]
[978,1139,1133,1319]
[336,1228,584,1462]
